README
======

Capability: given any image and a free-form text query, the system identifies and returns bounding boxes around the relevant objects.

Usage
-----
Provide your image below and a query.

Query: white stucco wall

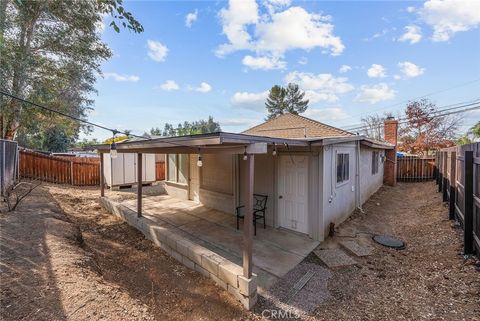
[359,146,385,205]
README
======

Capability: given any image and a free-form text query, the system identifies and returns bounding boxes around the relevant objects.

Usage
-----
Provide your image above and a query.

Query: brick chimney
[383,117,398,186]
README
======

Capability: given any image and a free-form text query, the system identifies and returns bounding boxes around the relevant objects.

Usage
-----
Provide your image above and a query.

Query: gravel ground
[1,181,478,321]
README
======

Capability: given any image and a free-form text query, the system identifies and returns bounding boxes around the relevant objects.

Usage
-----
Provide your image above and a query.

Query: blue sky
[85,0,480,141]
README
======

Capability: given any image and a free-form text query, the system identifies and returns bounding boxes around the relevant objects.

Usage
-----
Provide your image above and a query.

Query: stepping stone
[314,248,357,268]
[340,240,374,257]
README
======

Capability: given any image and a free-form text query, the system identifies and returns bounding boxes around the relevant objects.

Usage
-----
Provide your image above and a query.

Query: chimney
[383,117,398,187]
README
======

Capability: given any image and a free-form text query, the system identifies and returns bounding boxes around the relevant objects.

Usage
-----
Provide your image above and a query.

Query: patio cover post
[100,153,104,197]
[137,153,142,217]
[243,154,254,278]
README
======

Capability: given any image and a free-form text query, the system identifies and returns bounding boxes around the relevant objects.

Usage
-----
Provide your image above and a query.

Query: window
[372,151,379,175]
[336,153,350,183]
[167,154,188,184]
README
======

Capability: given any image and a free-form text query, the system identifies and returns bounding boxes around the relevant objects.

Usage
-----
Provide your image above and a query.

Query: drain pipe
[355,140,364,213]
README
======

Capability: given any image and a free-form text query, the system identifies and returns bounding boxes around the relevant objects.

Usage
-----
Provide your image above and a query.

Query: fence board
[155,161,165,181]
[19,150,100,186]
[397,156,435,181]
[438,142,480,256]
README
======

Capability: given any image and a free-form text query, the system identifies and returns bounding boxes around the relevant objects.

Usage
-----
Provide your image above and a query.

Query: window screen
[372,151,379,175]
[336,153,350,183]
[167,154,177,182]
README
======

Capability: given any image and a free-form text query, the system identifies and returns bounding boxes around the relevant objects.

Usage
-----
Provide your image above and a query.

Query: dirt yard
[1,181,479,321]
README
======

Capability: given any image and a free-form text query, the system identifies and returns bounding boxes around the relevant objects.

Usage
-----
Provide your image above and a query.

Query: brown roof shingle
[242,113,354,139]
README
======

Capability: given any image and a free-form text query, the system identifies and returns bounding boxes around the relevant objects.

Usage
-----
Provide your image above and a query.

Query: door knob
[279,195,283,199]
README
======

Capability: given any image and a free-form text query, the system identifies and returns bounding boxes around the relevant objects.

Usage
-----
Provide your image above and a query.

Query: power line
[349,104,480,132]
[340,78,480,122]
[343,99,480,131]
[0,90,151,140]
[342,98,480,130]
[0,91,218,150]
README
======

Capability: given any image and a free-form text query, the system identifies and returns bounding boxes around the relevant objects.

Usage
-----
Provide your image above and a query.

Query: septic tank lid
[372,235,406,249]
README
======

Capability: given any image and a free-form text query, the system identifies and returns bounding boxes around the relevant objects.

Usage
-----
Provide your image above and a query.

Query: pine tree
[265,85,287,120]
[284,83,309,115]
[265,83,308,119]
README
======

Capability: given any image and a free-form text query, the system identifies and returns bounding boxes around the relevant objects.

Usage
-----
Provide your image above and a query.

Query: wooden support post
[243,154,254,278]
[437,152,443,192]
[137,153,143,218]
[442,152,448,202]
[434,153,439,183]
[100,153,105,197]
[448,151,456,220]
[464,151,474,254]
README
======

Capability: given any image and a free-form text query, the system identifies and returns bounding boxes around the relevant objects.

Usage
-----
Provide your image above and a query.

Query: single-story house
[96,113,398,309]
[163,113,394,241]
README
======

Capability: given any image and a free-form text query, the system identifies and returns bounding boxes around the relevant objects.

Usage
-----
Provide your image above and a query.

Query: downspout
[355,140,364,213]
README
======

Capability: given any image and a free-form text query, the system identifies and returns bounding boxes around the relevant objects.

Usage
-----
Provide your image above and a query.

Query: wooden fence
[436,142,480,255]
[397,156,435,181]
[155,161,165,181]
[19,150,100,186]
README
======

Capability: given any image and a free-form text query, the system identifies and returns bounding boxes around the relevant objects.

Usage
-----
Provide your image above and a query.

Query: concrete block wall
[99,197,258,310]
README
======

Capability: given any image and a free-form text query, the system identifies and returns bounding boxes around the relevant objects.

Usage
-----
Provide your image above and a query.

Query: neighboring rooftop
[242,113,354,139]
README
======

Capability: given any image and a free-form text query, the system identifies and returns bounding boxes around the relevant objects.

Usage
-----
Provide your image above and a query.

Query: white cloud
[406,6,416,13]
[338,65,351,73]
[398,25,422,44]
[159,80,179,91]
[398,61,425,78]
[354,83,396,104]
[195,82,212,93]
[147,40,168,62]
[285,71,353,104]
[242,55,286,70]
[304,107,349,121]
[217,0,344,69]
[185,9,198,27]
[367,64,387,78]
[420,0,480,41]
[104,72,140,82]
[304,91,339,103]
[231,91,269,111]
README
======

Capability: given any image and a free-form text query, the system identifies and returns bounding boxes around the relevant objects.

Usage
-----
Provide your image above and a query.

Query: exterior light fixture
[243,146,248,161]
[110,131,118,159]
[197,148,203,167]
[272,143,277,156]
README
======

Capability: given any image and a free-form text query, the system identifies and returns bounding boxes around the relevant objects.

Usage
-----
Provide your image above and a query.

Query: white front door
[278,155,309,234]
[189,155,200,202]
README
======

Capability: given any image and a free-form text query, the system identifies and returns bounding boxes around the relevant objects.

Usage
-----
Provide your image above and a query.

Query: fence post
[438,151,443,193]
[449,151,456,220]
[442,152,448,201]
[464,150,474,254]
[70,161,74,185]
[434,153,439,183]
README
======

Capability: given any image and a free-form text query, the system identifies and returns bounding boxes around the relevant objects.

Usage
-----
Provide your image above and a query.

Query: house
[96,113,398,309]
[164,113,395,241]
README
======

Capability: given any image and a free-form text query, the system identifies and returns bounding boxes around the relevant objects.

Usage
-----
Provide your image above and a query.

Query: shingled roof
[242,113,354,139]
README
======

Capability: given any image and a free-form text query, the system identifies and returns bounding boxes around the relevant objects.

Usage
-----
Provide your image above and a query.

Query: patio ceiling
[95,131,393,155]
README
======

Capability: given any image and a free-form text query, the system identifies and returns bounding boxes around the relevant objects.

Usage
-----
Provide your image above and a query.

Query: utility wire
[0,90,220,150]
[349,104,480,132]
[340,78,480,122]
[0,90,151,140]
[343,98,480,130]
[343,100,480,131]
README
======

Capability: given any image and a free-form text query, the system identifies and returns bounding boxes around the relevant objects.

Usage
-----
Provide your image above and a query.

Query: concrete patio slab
[120,195,319,291]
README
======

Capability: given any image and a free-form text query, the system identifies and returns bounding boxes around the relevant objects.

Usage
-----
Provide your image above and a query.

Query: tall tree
[265,85,286,120]
[0,0,143,144]
[284,83,309,115]
[265,83,308,120]
[398,99,460,155]
[158,116,221,137]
